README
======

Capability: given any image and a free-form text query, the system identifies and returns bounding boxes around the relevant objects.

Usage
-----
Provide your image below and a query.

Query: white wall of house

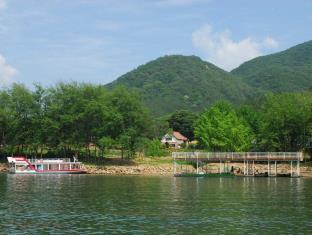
[161,134,184,148]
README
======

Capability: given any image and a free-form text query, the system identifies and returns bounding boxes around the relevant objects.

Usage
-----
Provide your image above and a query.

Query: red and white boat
[7,156,87,174]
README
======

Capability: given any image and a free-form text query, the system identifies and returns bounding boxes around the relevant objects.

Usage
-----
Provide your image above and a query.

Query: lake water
[0,174,311,234]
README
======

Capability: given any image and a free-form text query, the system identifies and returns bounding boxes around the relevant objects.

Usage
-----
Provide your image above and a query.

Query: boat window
[16,164,27,171]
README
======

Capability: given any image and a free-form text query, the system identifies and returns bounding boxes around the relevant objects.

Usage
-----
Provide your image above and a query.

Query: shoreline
[1,162,312,177]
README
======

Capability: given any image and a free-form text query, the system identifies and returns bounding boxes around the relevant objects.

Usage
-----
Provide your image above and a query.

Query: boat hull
[10,170,87,174]
[7,156,87,174]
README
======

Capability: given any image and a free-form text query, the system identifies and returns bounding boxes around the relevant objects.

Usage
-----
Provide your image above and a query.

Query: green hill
[107,55,257,116]
[231,40,312,92]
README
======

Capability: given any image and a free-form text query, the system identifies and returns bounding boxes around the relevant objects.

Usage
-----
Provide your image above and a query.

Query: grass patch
[134,157,173,165]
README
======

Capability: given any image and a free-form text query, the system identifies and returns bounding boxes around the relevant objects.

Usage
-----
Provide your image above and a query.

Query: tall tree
[0,90,12,149]
[258,92,312,152]
[168,110,197,140]
[194,102,253,151]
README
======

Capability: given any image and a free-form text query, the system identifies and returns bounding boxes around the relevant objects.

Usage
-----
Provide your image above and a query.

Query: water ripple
[0,174,311,234]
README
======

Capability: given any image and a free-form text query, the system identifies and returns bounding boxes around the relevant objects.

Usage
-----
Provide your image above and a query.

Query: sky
[0,0,311,88]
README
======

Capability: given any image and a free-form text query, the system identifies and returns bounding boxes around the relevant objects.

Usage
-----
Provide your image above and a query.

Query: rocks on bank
[0,163,8,172]
[0,162,173,175]
[85,164,173,175]
[1,162,311,177]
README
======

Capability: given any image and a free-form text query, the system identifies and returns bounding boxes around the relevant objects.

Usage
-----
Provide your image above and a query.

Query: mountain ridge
[231,40,312,92]
[106,40,312,116]
[107,55,257,116]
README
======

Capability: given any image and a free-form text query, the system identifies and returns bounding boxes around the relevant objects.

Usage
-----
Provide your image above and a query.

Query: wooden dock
[172,152,302,177]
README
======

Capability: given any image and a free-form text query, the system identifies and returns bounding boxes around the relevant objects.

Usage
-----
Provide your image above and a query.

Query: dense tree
[236,105,262,150]
[0,82,311,161]
[151,115,171,139]
[258,92,312,152]
[168,110,197,140]
[144,139,166,157]
[0,83,151,159]
[194,102,253,151]
[0,90,11,148]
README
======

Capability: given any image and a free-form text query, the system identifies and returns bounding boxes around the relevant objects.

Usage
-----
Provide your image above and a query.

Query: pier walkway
[172,152,303,177]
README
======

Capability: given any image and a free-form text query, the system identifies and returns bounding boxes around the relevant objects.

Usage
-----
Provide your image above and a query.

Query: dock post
[253,160,255,176]
[247,161,249,176]
[243,160,246,175]
[275,161,277,176]
[297,158,300,177]
[267,161,270,177]
[290,161,293,177]
[173,153,176,175]
[219,160,222,174]
[196,153,199,174]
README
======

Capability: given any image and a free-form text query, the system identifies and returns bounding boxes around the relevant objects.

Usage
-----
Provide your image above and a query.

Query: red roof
[173,131,188,141]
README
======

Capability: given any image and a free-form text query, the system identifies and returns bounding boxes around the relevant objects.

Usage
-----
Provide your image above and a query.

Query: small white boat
[7,156,87,174]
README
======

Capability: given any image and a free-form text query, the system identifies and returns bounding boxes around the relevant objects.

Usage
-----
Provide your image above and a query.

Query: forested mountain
[231,40,312,92]
[107,55,256,116]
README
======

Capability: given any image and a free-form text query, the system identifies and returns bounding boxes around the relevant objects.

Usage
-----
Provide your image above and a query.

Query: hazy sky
[0,0,311,87]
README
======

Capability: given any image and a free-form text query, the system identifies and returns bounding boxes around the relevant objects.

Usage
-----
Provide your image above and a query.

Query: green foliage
[150,115,171,139]
[168,110,197,140]
[108,55,257,116]
[97,137,114,154]
[1,42,312,159]
[194,101,254,151]
[0,83,152,159]
[144,139,166,157]
[236,105,262,150]
[232,40,312,92]
[257,92,312,152]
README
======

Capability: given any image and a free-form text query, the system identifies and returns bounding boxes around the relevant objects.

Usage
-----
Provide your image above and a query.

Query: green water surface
[0,174,311,234]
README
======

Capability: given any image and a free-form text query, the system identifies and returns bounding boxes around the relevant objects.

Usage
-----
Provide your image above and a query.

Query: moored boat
[7,156,87,174]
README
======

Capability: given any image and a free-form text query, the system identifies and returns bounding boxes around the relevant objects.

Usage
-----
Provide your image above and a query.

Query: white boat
[7,156,87,174]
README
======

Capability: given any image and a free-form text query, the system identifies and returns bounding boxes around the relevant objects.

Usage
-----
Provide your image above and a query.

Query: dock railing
[172,152,302,177]
[172,152,302,162]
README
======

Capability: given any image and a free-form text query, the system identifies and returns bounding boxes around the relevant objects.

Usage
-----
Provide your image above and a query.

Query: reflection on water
[0,174,311,234]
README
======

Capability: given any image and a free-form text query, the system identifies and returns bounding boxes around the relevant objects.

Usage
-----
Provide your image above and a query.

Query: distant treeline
[0,83,311,160]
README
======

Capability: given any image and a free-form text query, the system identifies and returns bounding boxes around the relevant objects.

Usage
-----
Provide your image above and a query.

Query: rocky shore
[1,162,311,177]
[0,163,8,172]
[85,164,173,175]
[85,162,312,177]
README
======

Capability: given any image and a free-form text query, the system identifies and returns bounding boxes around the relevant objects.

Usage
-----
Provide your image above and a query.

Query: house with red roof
[161,131,188,148]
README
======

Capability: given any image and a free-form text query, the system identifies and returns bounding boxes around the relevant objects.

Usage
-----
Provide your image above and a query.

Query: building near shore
[161,131,188,148]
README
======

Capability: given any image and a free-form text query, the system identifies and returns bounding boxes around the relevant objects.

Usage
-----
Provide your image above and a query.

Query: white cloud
[263,37,279,48]
[0,0,6,9]
[192,24,279,71]
[156,0,209,7]
[0,54,17,86]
